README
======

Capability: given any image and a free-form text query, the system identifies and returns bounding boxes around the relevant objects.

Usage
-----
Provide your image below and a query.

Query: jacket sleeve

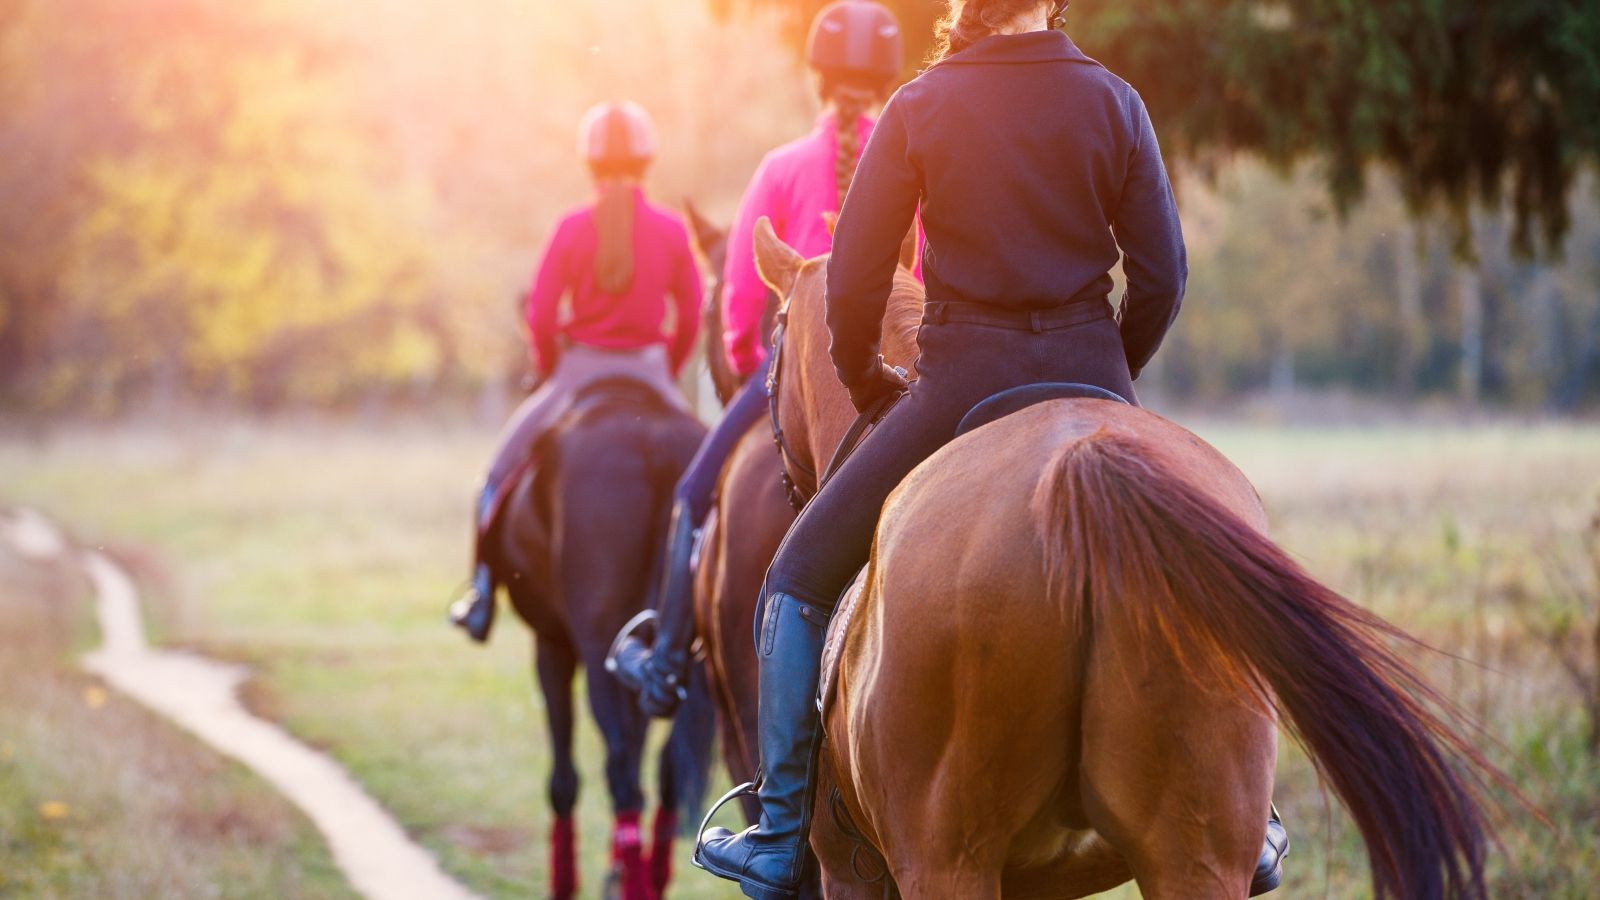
[525,218,573,378]
[722,155,783,378]
[1111,91,1187,379]
[825,96,920,387]
[667,223,704,376]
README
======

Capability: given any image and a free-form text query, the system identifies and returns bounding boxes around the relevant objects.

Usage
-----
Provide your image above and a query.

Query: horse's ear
[753,216,804,298]
[682,199,724,261]
[898,221,919,271]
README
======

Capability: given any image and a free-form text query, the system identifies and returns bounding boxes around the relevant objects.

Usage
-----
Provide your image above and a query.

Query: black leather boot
[1249,805,1289,895]
[449,561,496,643]
[694,592,828,900]
[449,486,498,643]
[636,501,699,718]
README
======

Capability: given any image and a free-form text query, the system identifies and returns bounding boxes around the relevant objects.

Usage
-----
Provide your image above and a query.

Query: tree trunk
[1456,264,1484,404]
[1394,224,1424,398]
[1269,337,1296,408]
[1526,266,1561,405]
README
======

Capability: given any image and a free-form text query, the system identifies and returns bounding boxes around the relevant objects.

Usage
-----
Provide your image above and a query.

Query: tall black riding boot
[695,592,827,900]
[449,486,498,643]
[1250,804,1290,895]
[635,501,699,717]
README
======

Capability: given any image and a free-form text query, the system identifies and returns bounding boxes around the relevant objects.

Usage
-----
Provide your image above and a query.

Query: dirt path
[2,509,479,900]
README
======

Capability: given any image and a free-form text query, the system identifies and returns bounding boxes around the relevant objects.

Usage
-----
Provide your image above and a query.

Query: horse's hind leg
[581,641,651,900]
[535,633,581,900]
[1078,632,1274,899]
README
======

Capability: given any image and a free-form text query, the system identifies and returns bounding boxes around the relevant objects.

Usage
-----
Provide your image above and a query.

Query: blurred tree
[2,0,1595,413]
[724,0,1600,257]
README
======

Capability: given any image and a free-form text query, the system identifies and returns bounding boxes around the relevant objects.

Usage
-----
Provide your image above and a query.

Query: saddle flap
[818,566,870,726]
[955,382,1130,438]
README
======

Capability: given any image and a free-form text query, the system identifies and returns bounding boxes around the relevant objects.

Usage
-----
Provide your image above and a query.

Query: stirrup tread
[690,779,760,872]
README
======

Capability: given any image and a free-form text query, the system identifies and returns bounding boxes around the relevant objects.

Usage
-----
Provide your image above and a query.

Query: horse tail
[1033,428,1494,900]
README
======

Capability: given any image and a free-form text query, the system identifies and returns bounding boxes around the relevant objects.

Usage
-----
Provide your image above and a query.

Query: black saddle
[956,382,1130,437]
[569,375,675,421]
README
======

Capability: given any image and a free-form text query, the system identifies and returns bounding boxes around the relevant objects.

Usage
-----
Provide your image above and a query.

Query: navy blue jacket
[826,29,1186,383]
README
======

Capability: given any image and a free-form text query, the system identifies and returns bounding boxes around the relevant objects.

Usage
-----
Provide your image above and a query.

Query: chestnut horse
[673,205,795,806]
[742,228,1494,899]
[689,217,922,815]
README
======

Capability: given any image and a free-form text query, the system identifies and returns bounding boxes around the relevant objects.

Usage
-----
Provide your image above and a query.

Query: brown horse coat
[692,216,923,807]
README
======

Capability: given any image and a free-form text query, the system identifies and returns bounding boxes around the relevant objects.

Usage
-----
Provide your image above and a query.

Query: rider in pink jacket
[614,0,907,752]
[720,111,874,378]
[526,190,702,379]
[452,101,699,643]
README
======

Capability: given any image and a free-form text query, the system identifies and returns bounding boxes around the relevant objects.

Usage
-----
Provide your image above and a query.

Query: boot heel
[740,882,799,900]
[1249,861,1283,896]
[691,780,759,871]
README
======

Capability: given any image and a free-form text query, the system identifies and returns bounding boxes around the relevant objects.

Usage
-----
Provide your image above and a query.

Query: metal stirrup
[690,776,762,871]
[604,609,658,675]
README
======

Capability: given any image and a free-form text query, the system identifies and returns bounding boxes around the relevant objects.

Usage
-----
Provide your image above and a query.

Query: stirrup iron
[690,777,760,871]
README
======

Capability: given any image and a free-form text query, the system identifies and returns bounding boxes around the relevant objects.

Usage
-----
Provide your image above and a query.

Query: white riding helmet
[577,101,658,166]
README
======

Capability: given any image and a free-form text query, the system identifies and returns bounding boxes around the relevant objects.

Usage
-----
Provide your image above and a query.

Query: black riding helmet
[806,0,903,84]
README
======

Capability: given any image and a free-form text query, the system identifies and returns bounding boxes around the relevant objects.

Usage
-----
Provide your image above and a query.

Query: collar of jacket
[932,29,1101,69]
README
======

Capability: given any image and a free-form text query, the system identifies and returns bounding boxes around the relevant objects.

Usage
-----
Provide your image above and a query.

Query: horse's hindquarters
[821,401,1275,898]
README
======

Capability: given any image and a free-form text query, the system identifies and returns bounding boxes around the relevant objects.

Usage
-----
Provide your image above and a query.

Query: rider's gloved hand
[638,648,689,719]
[841,356,908,416]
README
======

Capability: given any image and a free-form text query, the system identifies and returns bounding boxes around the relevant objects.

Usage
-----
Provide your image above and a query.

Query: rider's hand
[638,650,688,719]
[842,357,908,416]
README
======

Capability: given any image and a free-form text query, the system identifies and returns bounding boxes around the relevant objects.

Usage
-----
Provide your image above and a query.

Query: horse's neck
[780,265,925,481]
[781,286,855,478]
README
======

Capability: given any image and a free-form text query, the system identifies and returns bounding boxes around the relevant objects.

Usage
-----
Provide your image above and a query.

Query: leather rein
[765,309,817,511]
[766,308,906,512]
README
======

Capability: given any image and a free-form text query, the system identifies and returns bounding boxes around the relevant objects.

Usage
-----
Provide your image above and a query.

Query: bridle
[765,307,817,511]
[766,302,908,514]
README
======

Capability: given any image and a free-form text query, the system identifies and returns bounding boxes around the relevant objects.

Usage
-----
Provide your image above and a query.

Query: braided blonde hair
[829,83,878,207]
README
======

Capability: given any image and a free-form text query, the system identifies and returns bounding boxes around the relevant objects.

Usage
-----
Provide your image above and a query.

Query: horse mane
[882,266,926,374]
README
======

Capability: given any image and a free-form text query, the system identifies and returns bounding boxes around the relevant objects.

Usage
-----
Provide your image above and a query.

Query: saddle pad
[818,566,869,727]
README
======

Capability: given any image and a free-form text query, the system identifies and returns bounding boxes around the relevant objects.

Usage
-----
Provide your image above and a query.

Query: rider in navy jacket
[827,27,1185,388]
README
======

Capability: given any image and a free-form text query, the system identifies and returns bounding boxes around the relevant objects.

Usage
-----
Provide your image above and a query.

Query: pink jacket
[722,112,874,377]
[526,188,702,378]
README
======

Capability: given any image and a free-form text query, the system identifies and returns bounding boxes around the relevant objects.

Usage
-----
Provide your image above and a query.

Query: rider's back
[828,29,1186,380]
[533,191,699,358]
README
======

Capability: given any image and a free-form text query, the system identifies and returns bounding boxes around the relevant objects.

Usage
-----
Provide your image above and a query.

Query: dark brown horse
[743,228,1497,899]
[490,383,712,900]
[688,216,921,819]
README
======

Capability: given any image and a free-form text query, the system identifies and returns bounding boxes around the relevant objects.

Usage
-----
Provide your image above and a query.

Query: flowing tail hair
[1034,428,1497,900]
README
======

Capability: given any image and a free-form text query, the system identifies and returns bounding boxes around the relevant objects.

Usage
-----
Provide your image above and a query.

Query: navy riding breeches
[764,299,1136,612]
[673,354,772,522]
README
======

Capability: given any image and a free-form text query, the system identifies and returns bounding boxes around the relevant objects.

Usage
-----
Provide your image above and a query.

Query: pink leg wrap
[550,815,577,900]
[649,807,678,896]
[612,811,653,900]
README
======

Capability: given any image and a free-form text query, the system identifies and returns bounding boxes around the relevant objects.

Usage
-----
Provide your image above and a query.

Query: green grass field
[0,522,352,898]
[2,416,1596,898]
